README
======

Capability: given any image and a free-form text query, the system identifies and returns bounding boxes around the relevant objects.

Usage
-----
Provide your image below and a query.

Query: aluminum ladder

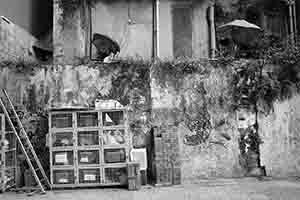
[0,89,51,194]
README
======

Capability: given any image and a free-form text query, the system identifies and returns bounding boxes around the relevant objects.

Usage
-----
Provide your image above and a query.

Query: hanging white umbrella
[218,19,262,30]
[218,19,263,48]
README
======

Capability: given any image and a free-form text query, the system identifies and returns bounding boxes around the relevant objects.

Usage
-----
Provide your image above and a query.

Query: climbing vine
[151,59,212,91]
[89,59,152,107]
[0,59,41,73]
[183,82,212,146]
[58,0,100,16]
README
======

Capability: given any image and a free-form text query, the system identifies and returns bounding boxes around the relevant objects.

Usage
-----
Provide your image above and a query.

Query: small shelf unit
[0,114,17,192]
[49,108,131,188]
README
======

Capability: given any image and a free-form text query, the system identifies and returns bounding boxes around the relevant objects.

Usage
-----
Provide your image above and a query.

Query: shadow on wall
[31,0,53,37]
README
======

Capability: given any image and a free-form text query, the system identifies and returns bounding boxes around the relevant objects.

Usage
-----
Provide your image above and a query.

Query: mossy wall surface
[260,94,300,177]
[2,59,300,180]
[150,61,245,182]
[0,62,151,150]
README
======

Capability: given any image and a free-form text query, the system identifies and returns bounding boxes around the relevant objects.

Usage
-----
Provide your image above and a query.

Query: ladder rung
[39,179,47,183]
[40,178,49,183]
[26,150,34,156]
[25,149,33,154]
[1,89,50,193]
[23,145,31,150]
[34,168,41,172]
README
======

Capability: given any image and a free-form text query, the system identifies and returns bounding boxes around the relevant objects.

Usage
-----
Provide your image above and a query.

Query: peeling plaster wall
[0,0,52,37]
[260,94,300,177]
[159,0,210,59]
[53,1,89,65]
[0,65,151,148]
[1,63,244,182]
[158,0,211,59]
[89,0,211,60]
[2,62,300,180]
[151,66,244,182]
[0,0,33,34]
[91,0,153,59]
[158,1,173,59]
[191,1,210,58]
[0,18,37,61]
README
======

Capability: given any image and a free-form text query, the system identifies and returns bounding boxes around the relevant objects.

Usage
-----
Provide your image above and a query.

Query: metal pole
[292,1,297,36]
[155,0,160,59]
[152,0,157,60]
[209,3,216,58]
[288,1,295,45]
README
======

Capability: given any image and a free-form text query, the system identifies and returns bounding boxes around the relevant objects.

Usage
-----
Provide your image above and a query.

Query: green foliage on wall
[57,0,101,18]
[86,59,152,107]
[1,36,300,150]
[0,60,41,74]
[152,59,213,91]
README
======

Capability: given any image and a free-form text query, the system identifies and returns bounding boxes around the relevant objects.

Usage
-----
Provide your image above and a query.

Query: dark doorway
[31,0,53,37]
[145,127,155,184]
[172,4,193,58]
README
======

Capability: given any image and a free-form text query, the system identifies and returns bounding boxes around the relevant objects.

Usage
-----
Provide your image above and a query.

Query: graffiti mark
[183,82,212,146]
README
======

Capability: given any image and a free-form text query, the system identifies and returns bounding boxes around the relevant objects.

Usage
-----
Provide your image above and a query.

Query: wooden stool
[127,162,141,191]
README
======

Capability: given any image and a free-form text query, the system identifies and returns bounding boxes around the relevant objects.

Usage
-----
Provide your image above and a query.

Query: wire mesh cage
[103,129,126,145]
[78,150,100,165]
[52,151,74,166]
[51,113,73,129]
[53,170,75,184]
[77,112,98,127]
[79,168,101,184]
[104,148,126,163]
[102,111,124,126]
[104,167,127,185]
[52,132,74,147]
[78,131,99,146]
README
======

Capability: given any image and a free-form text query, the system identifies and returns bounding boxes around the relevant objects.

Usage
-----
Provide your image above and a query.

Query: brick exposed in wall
[0,17,37,62]
[151,67,246,182]
[153,126,181,185]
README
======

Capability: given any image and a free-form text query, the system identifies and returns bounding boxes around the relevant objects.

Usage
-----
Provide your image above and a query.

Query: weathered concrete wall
[2,60,300,181]
[0,1,51,62]
[0,0,34,34]
[91,0,153,59]
[53,0,211,63]
[0,0,52,37]
[53,0,89,65]
[158,1,172,59]
[260,94,300,177]
[0,17,37,61]
[151,64,244,182]
[158,0,210,59]
[0,63,151,148]
[1,62,245,183]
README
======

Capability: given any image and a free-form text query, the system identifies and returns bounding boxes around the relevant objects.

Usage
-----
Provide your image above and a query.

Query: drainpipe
[292,1,297,36]
[208,3,216,59]
[152,0,159,61]
[288,0,295,45]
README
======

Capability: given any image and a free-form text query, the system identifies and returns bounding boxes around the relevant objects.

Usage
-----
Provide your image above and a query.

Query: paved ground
[2,178,300,200]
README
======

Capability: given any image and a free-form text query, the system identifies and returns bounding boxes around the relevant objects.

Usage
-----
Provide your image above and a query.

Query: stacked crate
[0,114,17,192]
[0,114,4,192]
[127,162,141,190]
[153,125,181,186]
[49,108,131,188]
